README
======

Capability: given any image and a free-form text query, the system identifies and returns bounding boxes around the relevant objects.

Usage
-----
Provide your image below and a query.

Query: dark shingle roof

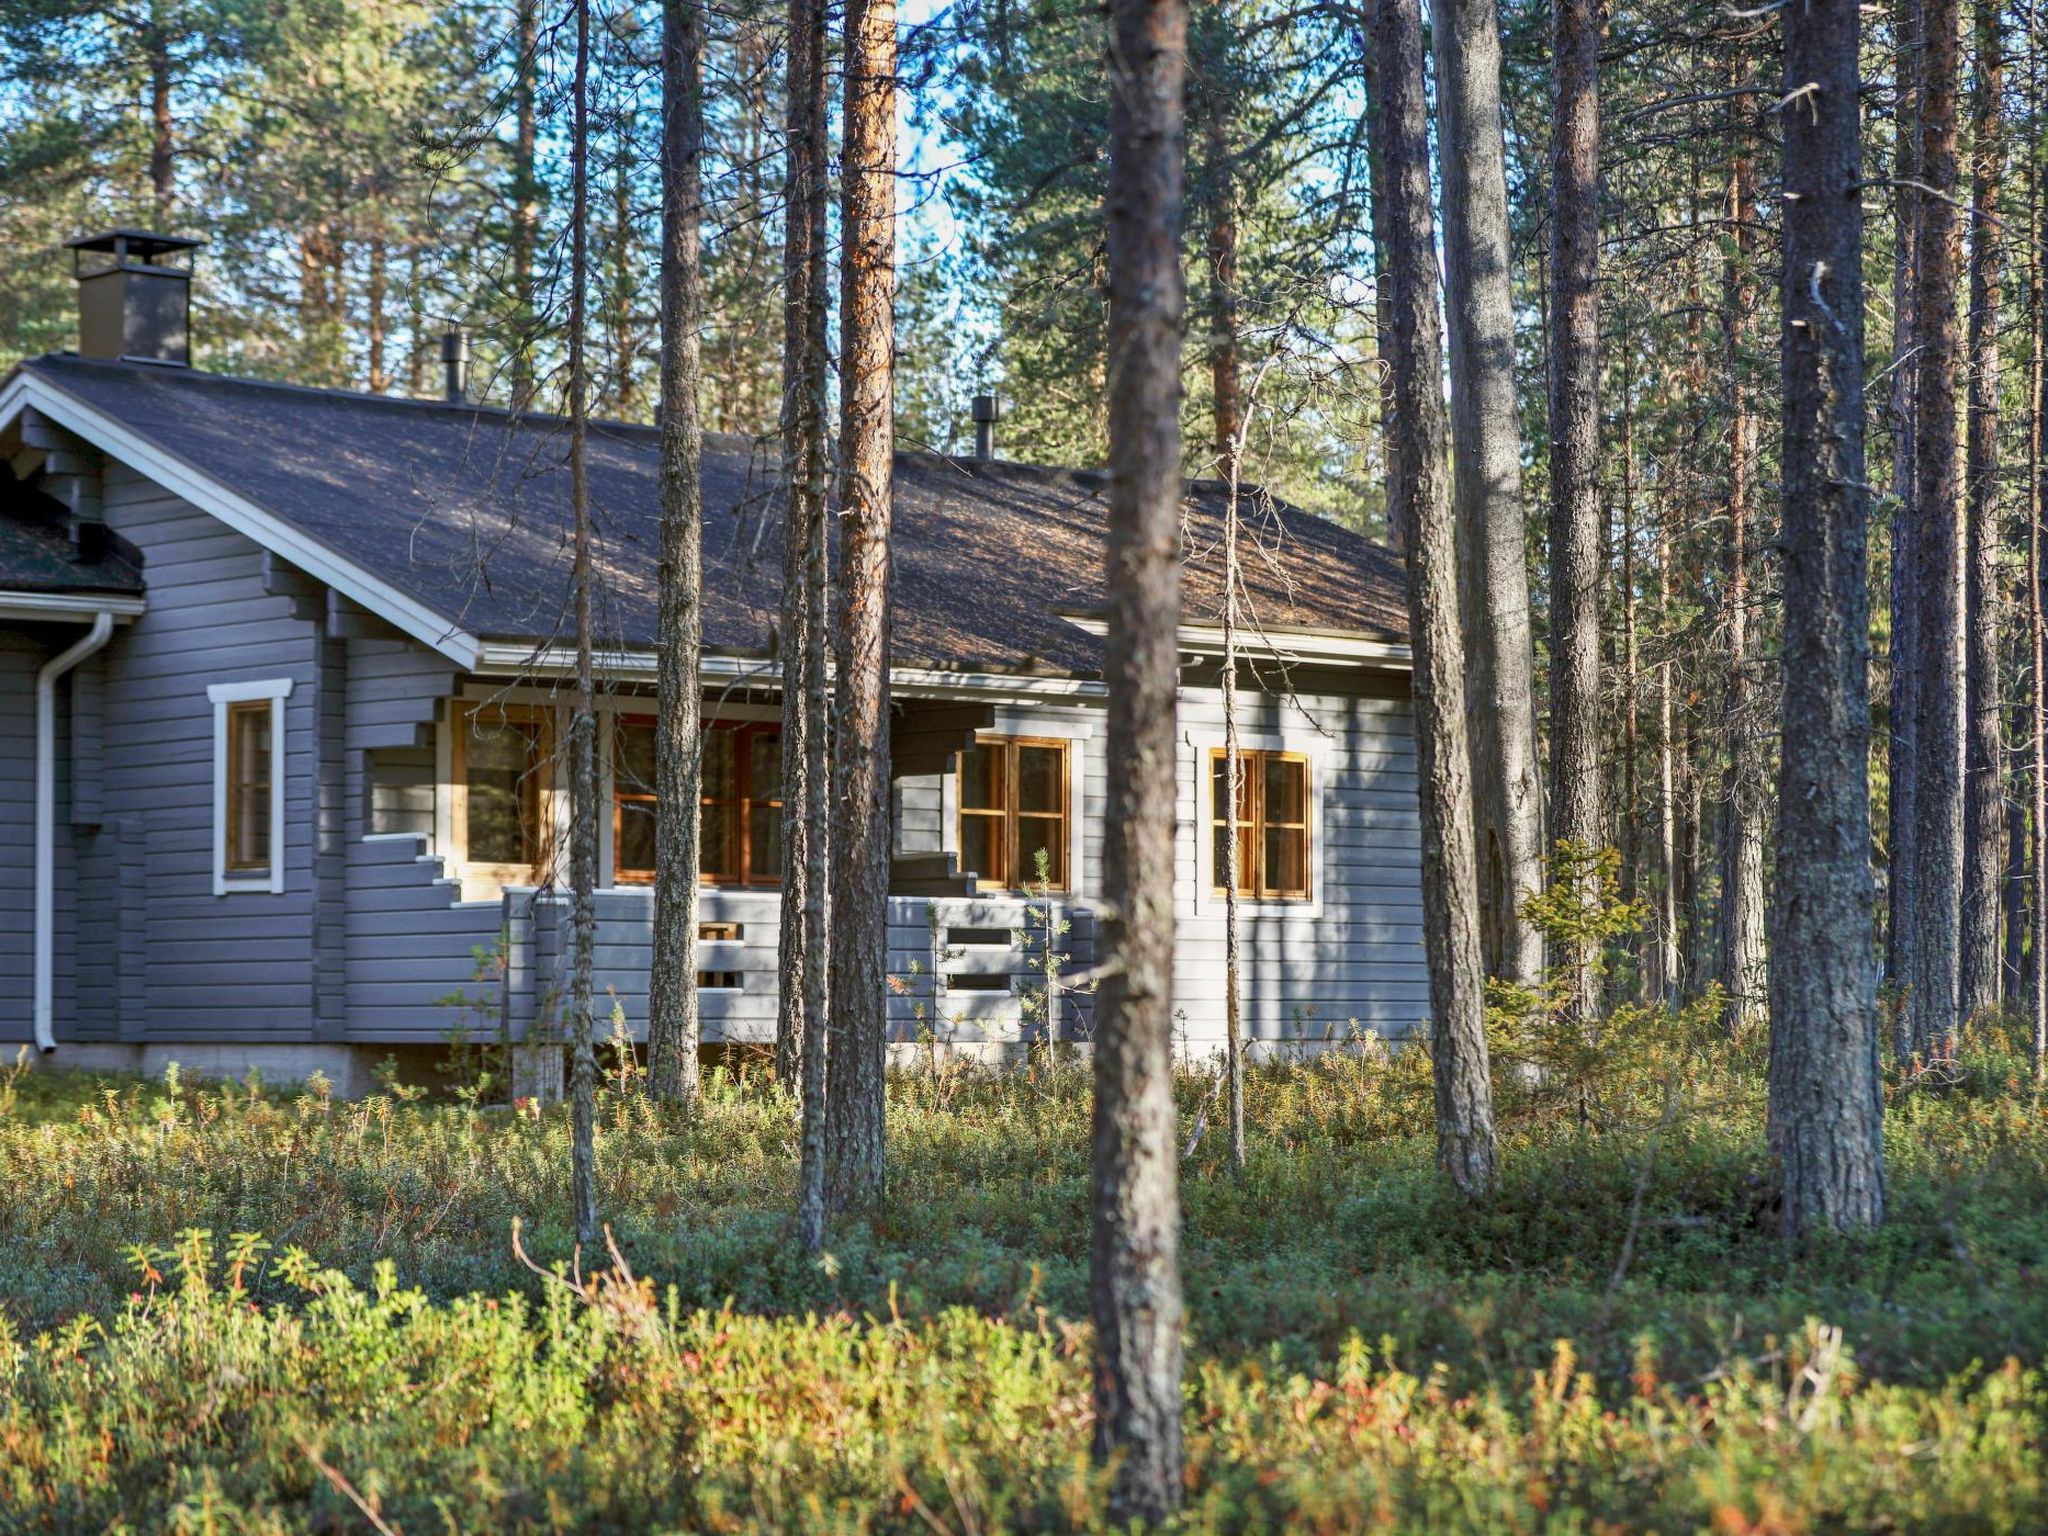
[21,354,1405,672]
[0,466,143,596]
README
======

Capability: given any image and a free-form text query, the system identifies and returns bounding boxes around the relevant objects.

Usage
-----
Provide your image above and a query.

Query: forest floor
[0,1019,2043,1532]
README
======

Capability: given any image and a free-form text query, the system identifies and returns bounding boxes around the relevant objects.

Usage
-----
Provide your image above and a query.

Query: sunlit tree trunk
[781,0,834,1247]
[1431,0,1544,984]
[511,0,539,411]
[1719,71,1766,1031]
[1372,0,1498,1197]
[826,0,896,1213]
[565,0,600,1249]
[1093,0,1189,1515]
[647,0,705,1104]
[1961,0,2007,1021]
[1546,0,1602,1021]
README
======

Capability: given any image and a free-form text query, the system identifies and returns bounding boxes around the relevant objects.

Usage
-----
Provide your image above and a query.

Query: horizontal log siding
[91,466,322,1040]
[342,835,504,1041]
[0,632,38,1040]
[1171,687,1429,1046]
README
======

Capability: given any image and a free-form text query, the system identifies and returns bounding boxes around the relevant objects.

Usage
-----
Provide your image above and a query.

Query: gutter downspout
[35,612,114,1053]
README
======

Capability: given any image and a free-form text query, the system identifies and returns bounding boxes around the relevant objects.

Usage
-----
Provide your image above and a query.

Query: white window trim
[941,719,1092,898]
[1188,726,1328,918]
[209,677,292,896]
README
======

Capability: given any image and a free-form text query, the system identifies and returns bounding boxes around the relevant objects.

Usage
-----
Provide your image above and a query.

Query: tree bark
[1431,0,1544,984]
[1960,0,2007,1021]
[565,0,600,1249]
[148,1,173,225]
[1769,0,1886,1236]
[781,0,834,1247]
[511,0,540,411]
[1093,0,1188,1515]
[1887,0,1922,1005]
[647,0,706,1105]
[1371,0,1498,1198]
[826,0,896,1214]
[1545,0,1602,1020]
[2031,27,2047,1077]
[1905,0,1964,1054]
[1719,73,1766,1031]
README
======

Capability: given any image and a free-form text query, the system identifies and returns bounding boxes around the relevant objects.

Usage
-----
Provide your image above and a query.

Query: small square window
[1211,748,1311,900]
[956,736,1070,890]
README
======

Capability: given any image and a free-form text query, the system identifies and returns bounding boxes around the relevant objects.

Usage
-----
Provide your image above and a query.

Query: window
[957,736,1069,890]
[613,718,781,886]
[454,702,549,883]
[1211,748,1311,900]
[208,678,291,895]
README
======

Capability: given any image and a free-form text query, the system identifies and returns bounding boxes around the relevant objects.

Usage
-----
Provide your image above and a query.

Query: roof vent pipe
[64,230,202,366]
[440,329,471,404]
[971,394,999,461]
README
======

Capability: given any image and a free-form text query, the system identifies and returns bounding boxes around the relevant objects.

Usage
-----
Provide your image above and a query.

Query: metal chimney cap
[66,230,203,277]
[971,394,1000,423]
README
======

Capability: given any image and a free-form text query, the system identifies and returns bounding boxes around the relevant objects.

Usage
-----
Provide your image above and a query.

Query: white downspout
[35,612,114,1053]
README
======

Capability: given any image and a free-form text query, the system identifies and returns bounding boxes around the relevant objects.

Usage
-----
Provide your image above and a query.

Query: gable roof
[7,353,1408,676]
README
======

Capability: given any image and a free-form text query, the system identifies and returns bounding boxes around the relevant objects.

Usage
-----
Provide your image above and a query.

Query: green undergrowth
[0,1017,2044,1529]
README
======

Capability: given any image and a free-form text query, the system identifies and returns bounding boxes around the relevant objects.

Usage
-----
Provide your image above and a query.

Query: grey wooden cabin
[0,238,1426,1091]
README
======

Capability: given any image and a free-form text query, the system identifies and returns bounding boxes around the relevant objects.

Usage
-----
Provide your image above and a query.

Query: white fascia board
[471,641,1111,701]
[0,590,147,624]
[10,371,483,669]
[1060,613,1413,670]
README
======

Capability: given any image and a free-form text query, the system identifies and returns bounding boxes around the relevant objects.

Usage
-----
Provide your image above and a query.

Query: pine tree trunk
[1545,0,1602,1020]
[826,0,896,1213]
[1430,0,1544,984]
[1372,0,1498,1199]
[1887,0,1922,1005]
[1656,515,1680,996]
[2030,43,2048,1076]
[782,0,834,1248]
[1719,73,1767,1031]
[366,239,388,394]
[1961,0,2007,1022]
[778,0,830,1069]
[565,0,601,1250]
[511,0,540,411]
[1093,0,1188,1515]
[1905,0,1964,1055]
[1769,0,1886,1236]
[647,0,706,1105]
[611,112,640,417]
[148,4,173,225]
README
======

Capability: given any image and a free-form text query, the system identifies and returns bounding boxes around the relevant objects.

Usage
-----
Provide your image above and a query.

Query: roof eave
[3,363,484,669]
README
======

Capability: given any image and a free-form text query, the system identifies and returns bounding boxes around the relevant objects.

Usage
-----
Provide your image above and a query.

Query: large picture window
[957,735,1069,890]
[1210,748,1311,900]
[208,677,292,895]
[613,718,782,886]
[454,702,549,884]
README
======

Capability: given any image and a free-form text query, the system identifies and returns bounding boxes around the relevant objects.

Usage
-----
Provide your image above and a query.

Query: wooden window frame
[1209,747,1312,901]
[612,717,782,888]
[208,677,291,896]
[956,734,1072,892]
[451,700,551,890]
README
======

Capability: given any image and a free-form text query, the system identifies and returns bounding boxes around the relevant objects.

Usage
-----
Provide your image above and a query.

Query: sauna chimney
[65,230,202,366]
